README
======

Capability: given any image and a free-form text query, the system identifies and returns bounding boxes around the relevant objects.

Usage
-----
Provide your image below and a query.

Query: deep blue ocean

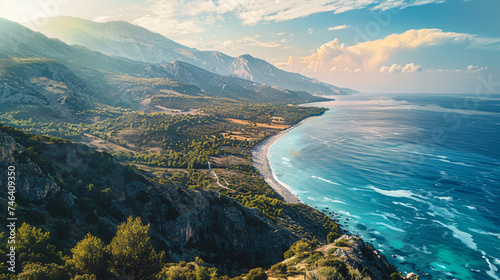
[268,93,500,280]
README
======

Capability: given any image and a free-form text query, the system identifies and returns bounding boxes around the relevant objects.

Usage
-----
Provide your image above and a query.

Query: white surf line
[207,161,235,192]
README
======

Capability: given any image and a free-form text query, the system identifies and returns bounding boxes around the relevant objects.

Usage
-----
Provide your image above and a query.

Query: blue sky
[1,0,499,93]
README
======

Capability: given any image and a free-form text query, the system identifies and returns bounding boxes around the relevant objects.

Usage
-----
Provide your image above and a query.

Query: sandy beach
[251,116,319,204]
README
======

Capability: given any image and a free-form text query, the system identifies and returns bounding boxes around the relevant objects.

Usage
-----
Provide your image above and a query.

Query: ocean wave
[393,201,419,211]
[375,222,405,233]
[437,158,475,167]
[323,197,347,204]
[370,186,426,202]
[437,196,453,201]
[369,212,402,221]
[338,210,361,219]
[464,205,477,210]
[469,229,500,239]
[427,203,456,219]
[434,221,477,251]
[311,175,341,185]
[411,244,432,254]
[484,256,500,280]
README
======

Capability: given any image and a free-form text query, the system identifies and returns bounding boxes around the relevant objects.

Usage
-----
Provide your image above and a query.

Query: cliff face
[0,128,297,273]
[0,132,60,201]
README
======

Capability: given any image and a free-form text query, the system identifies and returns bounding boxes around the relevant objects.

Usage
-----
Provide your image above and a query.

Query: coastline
[251,115,320,204]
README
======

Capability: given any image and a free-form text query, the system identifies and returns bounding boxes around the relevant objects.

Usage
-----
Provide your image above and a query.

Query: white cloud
[466,65,488,72]
[328,24,353,31]
[132,0,205,35]
[380,63,423,73]
[166,0,447,26]
[308,28,314,35]
[277,28,500,73]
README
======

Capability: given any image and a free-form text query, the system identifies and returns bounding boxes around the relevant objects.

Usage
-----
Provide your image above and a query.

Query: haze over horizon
[2,0,499,94]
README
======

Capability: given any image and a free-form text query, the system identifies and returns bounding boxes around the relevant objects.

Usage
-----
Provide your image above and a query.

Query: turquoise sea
[268,93,500,280]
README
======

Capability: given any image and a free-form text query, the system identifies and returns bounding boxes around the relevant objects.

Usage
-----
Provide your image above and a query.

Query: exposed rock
[0,132,60,201]
[406,272,420,280]
[319,235,398,279]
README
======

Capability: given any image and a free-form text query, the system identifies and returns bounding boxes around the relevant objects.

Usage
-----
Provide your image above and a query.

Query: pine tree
[109,216,164,280]
[16,223,61,268]
[69,233,109,279]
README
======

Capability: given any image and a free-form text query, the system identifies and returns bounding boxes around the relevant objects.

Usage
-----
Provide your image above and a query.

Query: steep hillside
[0,124,298,274]
[1,18,326,107]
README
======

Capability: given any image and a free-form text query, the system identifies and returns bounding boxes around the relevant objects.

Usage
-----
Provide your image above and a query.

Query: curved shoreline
[251,116,319,204]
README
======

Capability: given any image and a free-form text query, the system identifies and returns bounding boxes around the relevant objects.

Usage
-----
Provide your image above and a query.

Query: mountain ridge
[31,16,357,95]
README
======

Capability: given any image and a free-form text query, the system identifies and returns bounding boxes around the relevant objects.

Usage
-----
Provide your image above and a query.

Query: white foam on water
[323,197,347,204]
[281,157,290,162]
[465,205,477,210]
[484,256,500,280]
[338,210,361,219]
[369,212,402,222]
[369,212,390,221]
[437,158,475,167]
[411,244,432,254]
[434,221,478,251]
[428,203,456,219]
[311,175,341,185]
[375,222,405,233]
[393,201,419,211]
[370,186,425,202]
[469,229,500,239]
[437,196,453,201]
[395,255,406,262]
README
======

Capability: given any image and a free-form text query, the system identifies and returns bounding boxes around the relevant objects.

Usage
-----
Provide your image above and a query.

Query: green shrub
[283,239,312,259]
[327,232,341,244]
[16,263,69,280]
[306,252,323,265]
[391,272,403,280]
[270,263,287,274]
[246,268,267,280]
[318,267,336,279]
[335,239,350,247]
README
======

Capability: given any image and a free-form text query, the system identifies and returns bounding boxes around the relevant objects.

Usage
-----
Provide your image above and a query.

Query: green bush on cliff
[246,268,267,280]
[327,232,341,244]
[284,239,315,259]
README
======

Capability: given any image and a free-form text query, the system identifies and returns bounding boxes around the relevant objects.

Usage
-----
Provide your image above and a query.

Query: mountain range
[31,16,356,95]
[0,17,334,123]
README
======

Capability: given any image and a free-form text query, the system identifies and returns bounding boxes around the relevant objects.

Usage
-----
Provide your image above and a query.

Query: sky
[1,0,499,93]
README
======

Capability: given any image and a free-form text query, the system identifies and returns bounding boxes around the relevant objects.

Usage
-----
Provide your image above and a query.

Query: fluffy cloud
[133,0,205,35]
[380,63,423,73]
[328,25,353,31]
[277,28,500,73]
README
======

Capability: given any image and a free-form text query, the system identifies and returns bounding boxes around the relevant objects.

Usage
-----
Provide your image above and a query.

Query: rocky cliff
[0,126,298,274]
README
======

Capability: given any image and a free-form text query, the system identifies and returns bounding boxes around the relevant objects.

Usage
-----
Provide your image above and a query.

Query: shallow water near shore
[268,93,500,280]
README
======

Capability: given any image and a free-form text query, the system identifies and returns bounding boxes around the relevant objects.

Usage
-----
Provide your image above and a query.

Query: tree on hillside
[69,233,110,279]
[109,216,164,279]
[16,223,62,268]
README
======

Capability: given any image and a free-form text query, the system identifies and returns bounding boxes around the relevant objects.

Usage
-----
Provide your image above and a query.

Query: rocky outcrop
[320,235,399,280]
[0,132,60,201]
